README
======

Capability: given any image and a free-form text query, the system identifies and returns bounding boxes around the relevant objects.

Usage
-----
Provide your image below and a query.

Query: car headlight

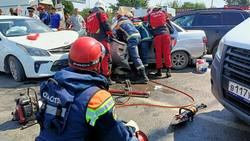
[17,44,50,56]
[216,39,225,60]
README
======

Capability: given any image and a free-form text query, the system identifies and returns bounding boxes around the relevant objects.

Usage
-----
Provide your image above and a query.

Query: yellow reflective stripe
[96,28,100,33]
[127,33,140,40]
[86,97,115,126]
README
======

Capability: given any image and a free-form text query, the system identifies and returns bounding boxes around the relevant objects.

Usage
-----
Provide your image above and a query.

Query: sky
[73,0,226,10]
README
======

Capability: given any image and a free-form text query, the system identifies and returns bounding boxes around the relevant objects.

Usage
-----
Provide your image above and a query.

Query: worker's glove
[125,120,139,133]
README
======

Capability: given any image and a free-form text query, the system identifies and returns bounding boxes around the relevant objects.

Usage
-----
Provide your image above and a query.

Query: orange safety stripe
[88,90,112,110]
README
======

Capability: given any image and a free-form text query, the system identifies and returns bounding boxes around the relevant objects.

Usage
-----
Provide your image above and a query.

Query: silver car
[147,22,207,69]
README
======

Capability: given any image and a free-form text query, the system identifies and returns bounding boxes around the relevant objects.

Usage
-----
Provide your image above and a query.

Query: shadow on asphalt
[0,120,20,131]
[148,109,249,141]
[0,72,49,89]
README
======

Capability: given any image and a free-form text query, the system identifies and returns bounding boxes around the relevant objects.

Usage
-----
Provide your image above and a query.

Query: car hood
[7,30,78,50]
[223,18,250,49]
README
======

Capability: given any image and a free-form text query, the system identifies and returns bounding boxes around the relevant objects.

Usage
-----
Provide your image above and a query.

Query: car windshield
[0,18,52,37]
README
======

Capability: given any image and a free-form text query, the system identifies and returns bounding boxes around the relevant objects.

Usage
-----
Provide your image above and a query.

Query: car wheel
[171,51,189,70]
[8,56,26,82]
[212,45,218,59]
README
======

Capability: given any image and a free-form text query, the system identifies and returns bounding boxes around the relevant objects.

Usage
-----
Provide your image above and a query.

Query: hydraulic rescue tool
[109,79,150,98]
[12,88,39,129]
[171,103,207,126]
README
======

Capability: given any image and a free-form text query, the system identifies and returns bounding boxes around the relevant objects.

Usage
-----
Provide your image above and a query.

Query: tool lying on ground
[170,103,207,126]
[109,79,150,98]
[12,88,39,129]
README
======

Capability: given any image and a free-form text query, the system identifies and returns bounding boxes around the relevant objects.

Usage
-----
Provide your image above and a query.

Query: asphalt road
[0,62,250,141]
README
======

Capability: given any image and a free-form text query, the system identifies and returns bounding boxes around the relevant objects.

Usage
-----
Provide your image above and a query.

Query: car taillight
[203,36,208,44]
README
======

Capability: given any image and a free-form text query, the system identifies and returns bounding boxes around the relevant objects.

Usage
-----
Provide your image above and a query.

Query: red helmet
[69,37,105,72]
[136,131,149,141]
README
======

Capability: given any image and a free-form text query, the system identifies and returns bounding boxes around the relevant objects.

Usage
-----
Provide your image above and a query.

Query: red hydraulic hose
[114,80,196,109]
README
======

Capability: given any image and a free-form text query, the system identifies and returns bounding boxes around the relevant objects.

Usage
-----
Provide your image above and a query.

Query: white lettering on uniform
[42,92,61,104]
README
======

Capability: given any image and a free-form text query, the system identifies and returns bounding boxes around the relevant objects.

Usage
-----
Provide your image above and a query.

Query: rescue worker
[131,17,153,68]
[86,2,115,85]
[114,14,149,84]
[143,6,172,78]
[35,37,140,141]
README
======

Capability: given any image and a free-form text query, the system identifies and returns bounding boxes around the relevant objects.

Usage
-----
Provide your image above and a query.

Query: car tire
[171,51,189,70]
[212,45,218,59]
[8,56,26,82]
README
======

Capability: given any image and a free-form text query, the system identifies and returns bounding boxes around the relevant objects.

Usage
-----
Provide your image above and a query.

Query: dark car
[172,8,250,57]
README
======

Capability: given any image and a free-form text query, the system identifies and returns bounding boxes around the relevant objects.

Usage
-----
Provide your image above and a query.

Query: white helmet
[95,2,105,11]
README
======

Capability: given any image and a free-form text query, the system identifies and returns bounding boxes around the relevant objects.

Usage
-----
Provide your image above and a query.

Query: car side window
[196,13,222,26]
[223,12,244,25]
[173,15,195,27]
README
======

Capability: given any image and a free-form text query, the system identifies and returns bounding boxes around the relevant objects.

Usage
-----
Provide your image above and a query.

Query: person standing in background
[37,5,50,25]
[0,9,3,15]
[27,7,40,20]
[69,8,86,36]
[9,8,17,16]
[50,7,61,29]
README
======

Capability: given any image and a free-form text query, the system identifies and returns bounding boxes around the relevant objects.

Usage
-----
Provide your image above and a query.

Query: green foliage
[61,0,74,14]
[224,0,250,6]
[167,1,206,9]
[168,1,181,9]
[109,0,148,11]
[80,8,91,19]
[182,2,206,9]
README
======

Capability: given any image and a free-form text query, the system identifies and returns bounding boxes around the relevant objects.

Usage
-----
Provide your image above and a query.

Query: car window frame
[222,11,245,26]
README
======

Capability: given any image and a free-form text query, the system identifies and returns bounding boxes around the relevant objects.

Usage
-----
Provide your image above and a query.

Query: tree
[224,0,250,6]
[61,0,74,14]
[168,0,181,9]
[182,2,206,9]
[109,0,149,11]
[80,8,91,19]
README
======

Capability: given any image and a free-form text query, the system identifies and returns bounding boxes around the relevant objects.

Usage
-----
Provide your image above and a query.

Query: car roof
[0,16,31,20]
[173,8,248,19]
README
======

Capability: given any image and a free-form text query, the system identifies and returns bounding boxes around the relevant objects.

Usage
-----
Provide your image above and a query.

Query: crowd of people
[0,6,86,35]
[0,3,173,85]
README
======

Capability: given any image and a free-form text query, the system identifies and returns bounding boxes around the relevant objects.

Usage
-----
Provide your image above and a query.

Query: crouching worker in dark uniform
[114,15,149,84]
[35,37,140,141]
[132,17,153,70]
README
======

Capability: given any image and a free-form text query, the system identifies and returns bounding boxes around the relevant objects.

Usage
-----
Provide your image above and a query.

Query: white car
[148,22,207,69]
[0,16,78,81]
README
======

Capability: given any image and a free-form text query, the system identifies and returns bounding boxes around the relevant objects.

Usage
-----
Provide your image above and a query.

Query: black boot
[107,76,116,85]
[149,69,163,79]
[166,68,171,78]
[133,68,149,84]
[155,69,162,77]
